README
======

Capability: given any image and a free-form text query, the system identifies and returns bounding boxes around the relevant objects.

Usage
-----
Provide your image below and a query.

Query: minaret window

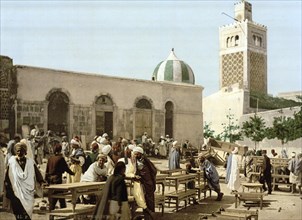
[253,35,262,47]
[258,37,262,47]
[226,35,240,47]
[235,35,239,46]
[226,37,230,47]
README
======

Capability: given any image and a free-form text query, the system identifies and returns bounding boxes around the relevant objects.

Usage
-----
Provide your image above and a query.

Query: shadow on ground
[152,195,235,220]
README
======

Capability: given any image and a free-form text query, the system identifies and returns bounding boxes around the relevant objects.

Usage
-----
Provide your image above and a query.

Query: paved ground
[1,157,301,220]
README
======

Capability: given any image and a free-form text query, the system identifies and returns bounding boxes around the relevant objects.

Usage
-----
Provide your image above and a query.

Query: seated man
[81,154,108,204]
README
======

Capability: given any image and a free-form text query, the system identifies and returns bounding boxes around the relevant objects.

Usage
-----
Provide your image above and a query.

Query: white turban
[102,145,112,155]
[91,140,98,146]
[70,139,80,146]
[172,141,178,147]
[128,144,135,151]
[133,146,144,154]
[291,152,296,158]
[232,147,239,154]
[102,133,108,138]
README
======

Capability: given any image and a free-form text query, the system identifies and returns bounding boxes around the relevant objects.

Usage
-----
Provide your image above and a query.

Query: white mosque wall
[203,86,247,135]
[16,65,204,146]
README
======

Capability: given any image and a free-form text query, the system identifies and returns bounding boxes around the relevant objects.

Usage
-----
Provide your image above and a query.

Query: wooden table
[155,174,167,215]
[241,182,263,192]
[46,182,105,219]
[159,169,186,176]
[166,173,197,192]
[234,192,267,210]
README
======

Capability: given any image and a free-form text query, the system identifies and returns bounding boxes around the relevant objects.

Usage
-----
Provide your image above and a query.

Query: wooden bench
[271,174,291,190]
[195,183,212,200]
[271,158,290,191]
[234,192,266,210]
[49,204,95,220]
[155,194,165,215]
[241,183,263,192]
[165,189,196,212]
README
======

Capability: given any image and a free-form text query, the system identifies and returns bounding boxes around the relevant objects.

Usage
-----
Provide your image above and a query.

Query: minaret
[219,0,267,94]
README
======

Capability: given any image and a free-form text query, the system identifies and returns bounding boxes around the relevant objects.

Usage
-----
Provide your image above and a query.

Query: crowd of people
[1,130,161,220]
[1,128,302,220]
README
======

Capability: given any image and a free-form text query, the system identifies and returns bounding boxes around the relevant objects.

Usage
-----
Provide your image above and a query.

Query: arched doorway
[165,101,174,137]
[47,91,69,136]
[95,95,114,138]
[135,98,152,139]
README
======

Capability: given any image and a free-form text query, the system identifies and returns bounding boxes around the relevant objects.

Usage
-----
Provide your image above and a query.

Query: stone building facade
[0,50,204,147]
[0,56,17,136]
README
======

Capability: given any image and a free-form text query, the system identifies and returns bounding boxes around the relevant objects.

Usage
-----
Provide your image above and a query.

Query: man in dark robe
[261,150,272,194]
[133,146,157,220]
[198,154,224,201]
[46,143,74,210]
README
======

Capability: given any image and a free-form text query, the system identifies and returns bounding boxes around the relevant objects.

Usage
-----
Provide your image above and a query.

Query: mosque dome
[152,49,195,85]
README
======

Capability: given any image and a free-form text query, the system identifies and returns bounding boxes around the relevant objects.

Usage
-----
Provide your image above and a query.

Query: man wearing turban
[198,154,224,201]
[68,138,85,183]
[225,147,241,192]
[4,143,46,219]
[168,141,180,170]
[133,146,157,220]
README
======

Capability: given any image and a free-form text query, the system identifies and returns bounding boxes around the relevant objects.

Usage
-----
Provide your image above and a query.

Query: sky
[1,0,301,97]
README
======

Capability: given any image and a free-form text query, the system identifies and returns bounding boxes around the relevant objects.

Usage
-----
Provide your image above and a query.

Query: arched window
[253,35,256,45]
[47,91,69,136]
[136,98,152,109]
[258,37,262,47]
[235,35,239,46]
[231,36,234,47]
[165,101,174,138]
[226,37,230,48]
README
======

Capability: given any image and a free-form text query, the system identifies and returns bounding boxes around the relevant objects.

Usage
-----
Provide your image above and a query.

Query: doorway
[47,91,69,136]
[165,101,174,138]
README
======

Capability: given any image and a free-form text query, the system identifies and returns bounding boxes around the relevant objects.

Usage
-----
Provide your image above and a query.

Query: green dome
[152,49,195,85]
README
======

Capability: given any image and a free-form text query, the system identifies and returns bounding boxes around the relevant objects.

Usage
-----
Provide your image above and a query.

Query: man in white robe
[169,141,180,170]
[4,142,45,219]
[225,147,241,192]
[81,154,107,182]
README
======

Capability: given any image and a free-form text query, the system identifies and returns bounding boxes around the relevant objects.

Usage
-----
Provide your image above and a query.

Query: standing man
[261,150,272,194]
[133,146,157,220]
[169,141,180,170]
[5,143,45,219]
[294,153,302,195]
[46,144,75,210]
[198,154,224,201]
[5,135,21,166]
[288,152,298,193]
[102,144,116,176]
[68,138,85,183]
[61,136,70,158]
[225,147,241,192]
